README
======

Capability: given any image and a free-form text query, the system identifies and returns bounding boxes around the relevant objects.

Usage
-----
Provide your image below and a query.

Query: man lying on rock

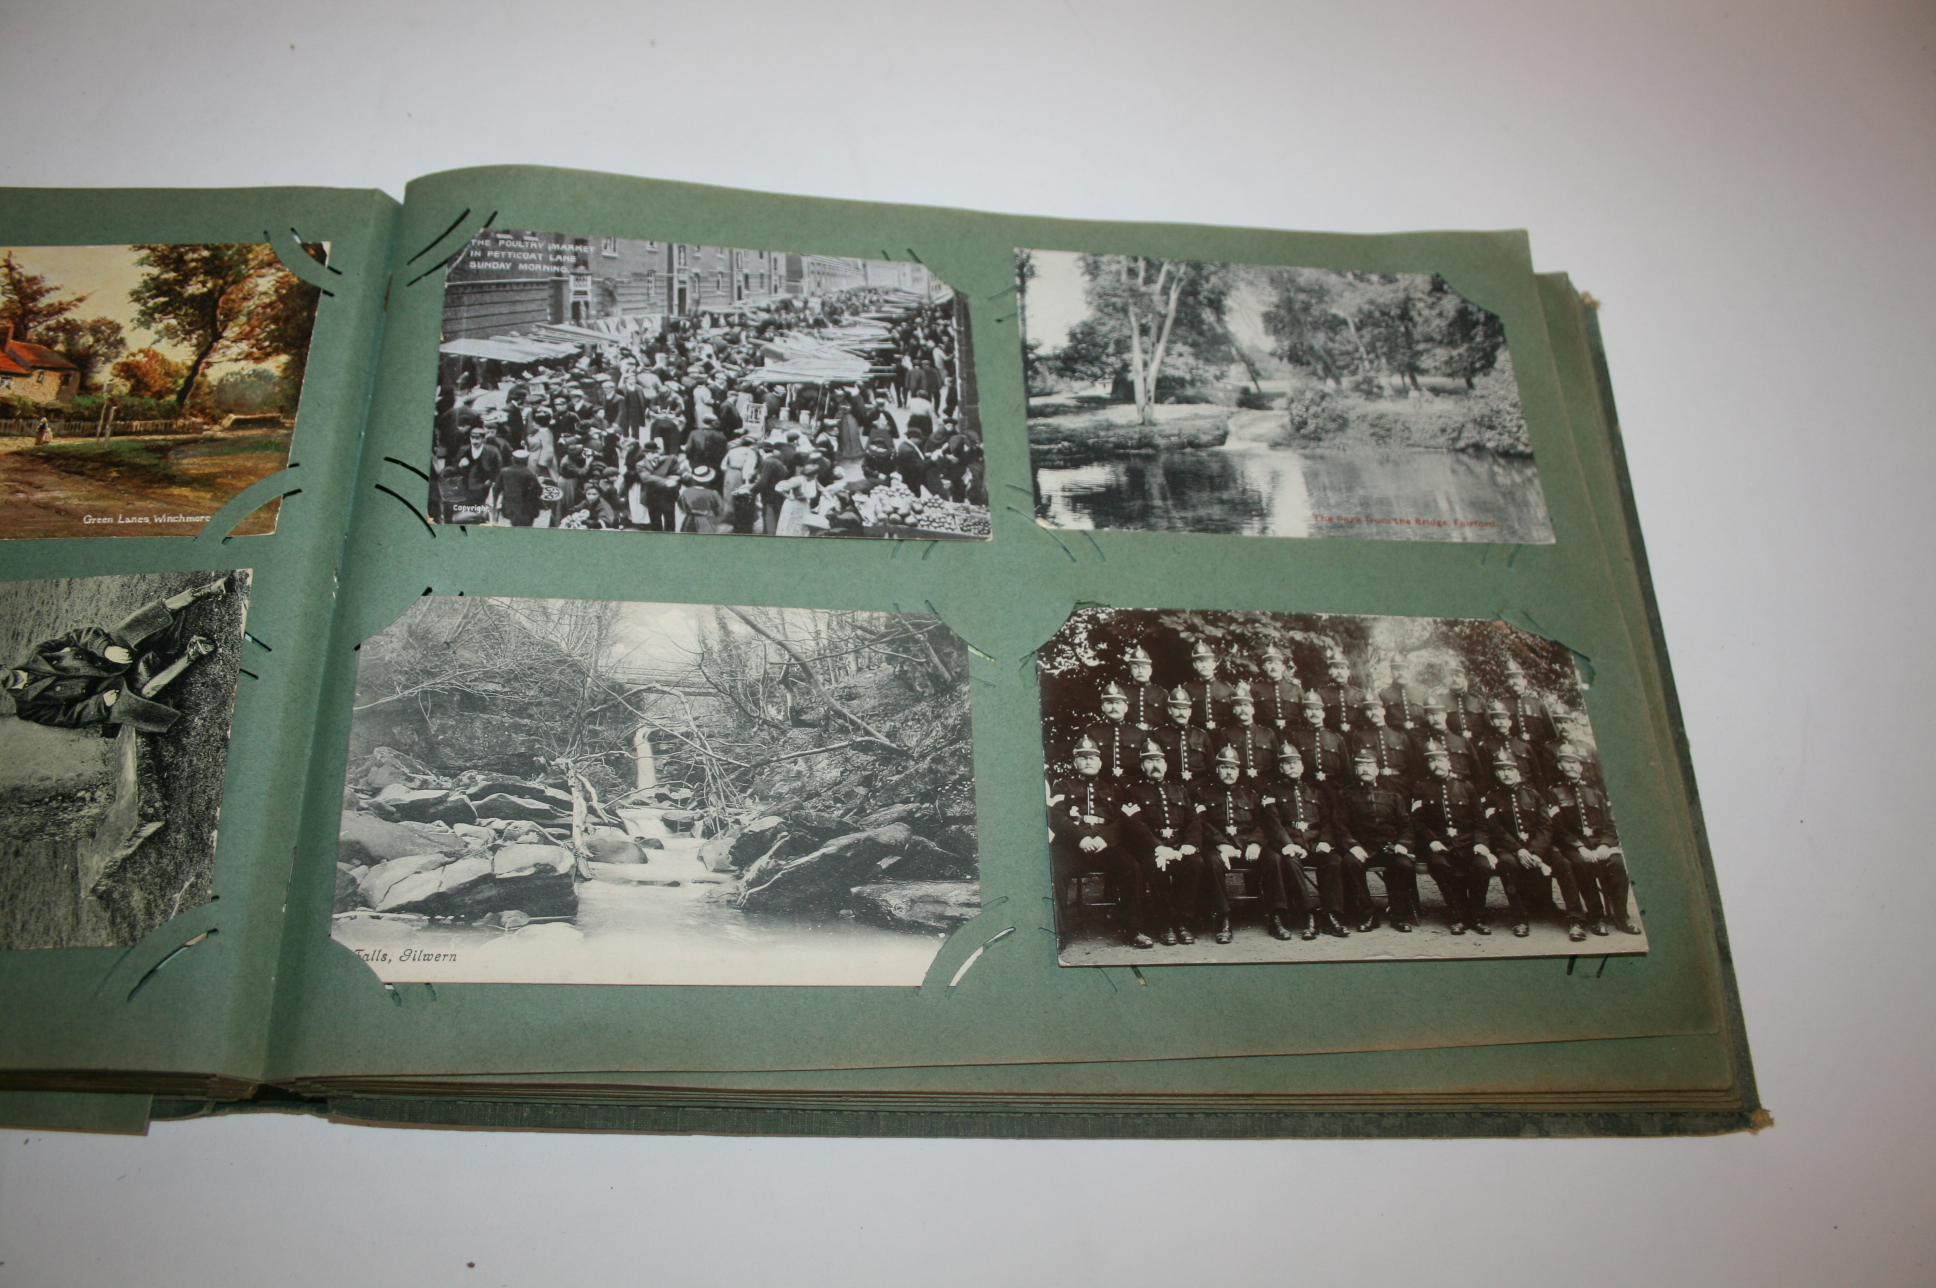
[1,576,230,734]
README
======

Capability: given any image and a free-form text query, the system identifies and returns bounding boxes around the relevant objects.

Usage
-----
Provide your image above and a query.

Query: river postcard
[1016,250,1554,544]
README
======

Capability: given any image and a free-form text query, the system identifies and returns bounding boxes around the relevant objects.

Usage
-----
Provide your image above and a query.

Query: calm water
[1033,412,1554,544]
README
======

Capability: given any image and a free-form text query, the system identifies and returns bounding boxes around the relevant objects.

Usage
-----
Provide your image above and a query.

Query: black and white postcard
[431,231,989,540]
[1017,250,1554,543]
[1037,607,1641,964]
[334,596,979,985]
[0,570,249,949]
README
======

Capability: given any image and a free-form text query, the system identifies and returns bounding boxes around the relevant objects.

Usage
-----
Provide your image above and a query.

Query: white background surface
[2,1,1932,1284]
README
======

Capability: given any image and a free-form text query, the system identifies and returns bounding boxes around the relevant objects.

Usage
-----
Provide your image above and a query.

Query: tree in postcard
[1060,255,1236,425]
[129,243,321,411]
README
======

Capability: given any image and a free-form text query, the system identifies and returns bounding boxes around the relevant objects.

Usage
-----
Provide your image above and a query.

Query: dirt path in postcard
[0,435,285,539]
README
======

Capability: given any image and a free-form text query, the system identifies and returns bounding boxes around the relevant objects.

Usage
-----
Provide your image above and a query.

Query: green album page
[0,187,398,1086]
[270,166,1730,1079]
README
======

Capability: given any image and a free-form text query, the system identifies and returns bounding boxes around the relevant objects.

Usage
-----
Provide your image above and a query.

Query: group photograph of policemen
[1037,607,1646,965]
[430,230,990,539]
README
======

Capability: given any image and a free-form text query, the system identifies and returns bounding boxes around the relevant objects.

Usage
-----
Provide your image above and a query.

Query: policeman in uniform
[1547,743,1641,938]
[1078,681,1148,780]
[1219,682,1279,780]
[1377,657,1429,731]
[1314,654,1366,734]
[1330,746,1421,931]
[1152,685,1214,783]
[1438,663,1488,742]
[1541,711,1601,785]
[1411,700,1477,784]
[1284,690,1350,782]
[1477,747,1560,938]
[1254,644,1303,730]
[1047,734,1151,949]
[1262,742,1345,939]
[1194,743,1274,944]
[1117,739,1207,948]
[1501,660,1558,750]
[1182,641,1235,730]
[1478,698,1541,786]
[1411,741,1491,934]
[1123,644,1167,731]
[1346,694,1412,783]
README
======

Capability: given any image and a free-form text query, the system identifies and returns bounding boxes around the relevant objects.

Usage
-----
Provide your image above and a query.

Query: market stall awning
[440,336,581,363]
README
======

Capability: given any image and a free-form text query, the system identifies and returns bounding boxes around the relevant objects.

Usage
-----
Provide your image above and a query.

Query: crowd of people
[428,290,988,536]
[1046,634,1638,951]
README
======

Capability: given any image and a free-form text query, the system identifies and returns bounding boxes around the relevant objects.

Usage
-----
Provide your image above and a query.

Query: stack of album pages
[0,169,1759,1138]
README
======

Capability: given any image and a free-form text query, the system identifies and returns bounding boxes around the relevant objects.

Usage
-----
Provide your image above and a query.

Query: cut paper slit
[195,465,301,543]
[947,926,1016,989]
[263,230,335,294]
[125,929,217,1001]
[407,208,473,265]
[382,456,430,483]
[373,484,436,536]
[218,491,299,544]
[291,227,344,273]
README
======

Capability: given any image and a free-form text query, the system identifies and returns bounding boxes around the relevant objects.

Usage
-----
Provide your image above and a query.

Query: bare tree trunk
[727,607,902,751]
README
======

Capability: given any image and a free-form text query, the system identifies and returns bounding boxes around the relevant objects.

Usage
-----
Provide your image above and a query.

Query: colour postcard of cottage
[0,243,324,540]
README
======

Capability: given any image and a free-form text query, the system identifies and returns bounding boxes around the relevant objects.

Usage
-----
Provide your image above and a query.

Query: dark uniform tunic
[1183,678,1235,730]
[1315,681,1367,733]
[1118,779,1207,932]
[1347,725,1412,783]
[1438,689,1489,742]
[1377,682,1429,731]
[1478,733,1540,787]
[1480,780,1561,922]
[1411,774,1488,923]
[1253,676,1303,730]
[1153,723,1215,784]
[1078,719,1148,781]
[1124,681,1168,731]
[1547,779,1630,925]
[1261,776,1332,917]
[1195,780,1284,914]
[1285,722,1350,783]
[1329,779,1420,922]
[1502,689,1557,751]
[1219,722,1279,781]
[1411,726,1477,785]
[1047,774,1144,936]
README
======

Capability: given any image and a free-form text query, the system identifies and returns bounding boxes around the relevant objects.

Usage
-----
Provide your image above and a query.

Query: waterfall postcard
[332,596,979,986]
